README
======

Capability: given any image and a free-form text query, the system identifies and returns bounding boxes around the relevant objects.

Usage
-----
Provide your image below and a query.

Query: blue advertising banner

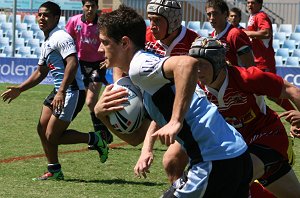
[276,66,300,87]
[0,57,113,85]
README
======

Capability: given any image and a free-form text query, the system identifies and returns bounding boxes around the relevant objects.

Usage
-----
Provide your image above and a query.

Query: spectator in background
[205,0,255,67]
[65,0,113,144]
[112,0,199,82]
[1,1,108,181]
[244,0,296,111]
[228,7,244,29]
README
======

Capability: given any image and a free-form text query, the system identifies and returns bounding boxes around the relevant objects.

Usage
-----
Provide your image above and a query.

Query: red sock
[250,182,277,198]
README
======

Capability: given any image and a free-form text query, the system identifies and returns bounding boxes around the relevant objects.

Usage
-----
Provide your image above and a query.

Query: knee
[45,132,59,145]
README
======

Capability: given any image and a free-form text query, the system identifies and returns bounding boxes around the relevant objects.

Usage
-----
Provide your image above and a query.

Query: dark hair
[205,0,229,16]
[39,1,61,17]
[82,0,98,6]
[256,0,263,4]
[230,7,241,18]
[98,4,146,50]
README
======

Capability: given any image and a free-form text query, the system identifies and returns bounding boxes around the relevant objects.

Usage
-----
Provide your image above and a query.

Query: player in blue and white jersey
[94,5,252,197]
[1,1,108,181]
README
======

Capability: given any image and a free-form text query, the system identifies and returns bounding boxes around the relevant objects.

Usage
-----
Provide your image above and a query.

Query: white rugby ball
[108,76,144,134]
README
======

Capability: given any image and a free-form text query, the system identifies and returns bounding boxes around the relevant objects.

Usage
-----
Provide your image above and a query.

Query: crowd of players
[1,0,300,197]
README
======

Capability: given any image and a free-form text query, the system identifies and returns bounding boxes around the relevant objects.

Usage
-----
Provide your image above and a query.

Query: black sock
[88,132,99,145]
[47,163,61,173]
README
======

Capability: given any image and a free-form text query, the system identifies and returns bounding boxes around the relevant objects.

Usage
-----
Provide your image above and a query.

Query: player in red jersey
[228,7,244,29]
[205,0,255,67]
[189,37,300,198]
[112,0,199,81]
[244,0,295,112]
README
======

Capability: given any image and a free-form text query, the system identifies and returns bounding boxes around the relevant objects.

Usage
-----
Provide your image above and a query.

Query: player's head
[38,1,61,33]
[98,4,146,49]
[247,0,263,14]
[205,0,229,29]
[82,0,99,20]
[189,37,226,83]
[147,0,182,36]
[228,7,242,27]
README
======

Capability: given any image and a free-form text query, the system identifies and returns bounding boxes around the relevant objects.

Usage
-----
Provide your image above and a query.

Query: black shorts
[79,60,108,87]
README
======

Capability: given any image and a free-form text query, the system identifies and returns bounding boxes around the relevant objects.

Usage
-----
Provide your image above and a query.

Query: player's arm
[243,28,272,39]
[279,79,300,110]
[134,120,159,178]
[94,84,149,146]
[237,46,255,67]
[1,65,49,103]
[52,54,78,109]
[151,56,198,145]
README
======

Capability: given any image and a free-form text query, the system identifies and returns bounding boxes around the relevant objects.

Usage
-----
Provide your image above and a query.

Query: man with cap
[112,0,199,81]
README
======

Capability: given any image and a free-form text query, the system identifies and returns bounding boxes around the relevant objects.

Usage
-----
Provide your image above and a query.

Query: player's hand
[290,125,300,138]
[134,151,153,179]
[52,90,65,114]
[151,120,182,146]
[1,86,21,103]
[279,110,300,129]
[94,84,128,118]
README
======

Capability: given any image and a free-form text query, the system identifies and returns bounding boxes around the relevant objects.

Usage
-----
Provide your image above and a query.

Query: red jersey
[202,66,288,159]
[247,11,276,73]
[145,26,199,56]
[211,23,252,66]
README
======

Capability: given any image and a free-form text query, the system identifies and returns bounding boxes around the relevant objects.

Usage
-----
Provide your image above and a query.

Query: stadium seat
[7,14,21,24]
[58,16,66,29]
[27,38,41,53]
[275,55,283,66]
[282,40,296,55]
[197,29,209,37]
[292,49,300,58]
[3,46,13,57]
[0,29,3,37]
[0,53,7,57]
[20,30,34,45]
[294,24,300,33]
[276,48,289,63]
[187,21,201,32]
[239,22,246,29]
[34,30,45,45]
[24,54,38,58]
[285,56,299,67]
[0,37,9,52]
[278,24,293,38]
[14,37,25,52]
[5,30,19,42]
[272,23,278,33]
[1,22,13,37]
[15,23,28,36]
[144,19,150,27]
[289,32,300,47]
[274,32,287,47]
[33,47,41,57]
[23,14,36,28]
[202,22,214,35]
[0,14,6,24]
[273,39,280,53]
[30,23,41,34]
[17,46,31,56]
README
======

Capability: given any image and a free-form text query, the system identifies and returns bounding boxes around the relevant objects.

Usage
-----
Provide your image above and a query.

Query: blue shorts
[43,89,85,122]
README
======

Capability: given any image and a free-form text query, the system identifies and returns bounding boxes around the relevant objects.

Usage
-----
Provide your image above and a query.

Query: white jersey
[129,50,247,163]
[38,27,85,92]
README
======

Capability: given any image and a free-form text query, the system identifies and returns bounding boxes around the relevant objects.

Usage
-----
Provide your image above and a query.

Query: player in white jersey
[94,5,252,197]
[1,1,108,181]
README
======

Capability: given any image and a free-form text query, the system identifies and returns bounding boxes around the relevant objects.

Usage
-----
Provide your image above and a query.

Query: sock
[47,163,61,173]
[88,132,99,145]
[90,112,104,132]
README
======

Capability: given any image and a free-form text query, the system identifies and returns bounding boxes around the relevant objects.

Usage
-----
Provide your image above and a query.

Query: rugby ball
[108,76,144,134]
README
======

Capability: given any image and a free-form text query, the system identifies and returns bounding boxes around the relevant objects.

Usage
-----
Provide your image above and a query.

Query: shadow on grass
[63,178,165,186]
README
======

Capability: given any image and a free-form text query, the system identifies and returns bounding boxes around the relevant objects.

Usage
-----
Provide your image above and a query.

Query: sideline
[0,142,128,164]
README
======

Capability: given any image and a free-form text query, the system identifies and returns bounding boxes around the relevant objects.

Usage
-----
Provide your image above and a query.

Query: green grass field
[0,83,299,198]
